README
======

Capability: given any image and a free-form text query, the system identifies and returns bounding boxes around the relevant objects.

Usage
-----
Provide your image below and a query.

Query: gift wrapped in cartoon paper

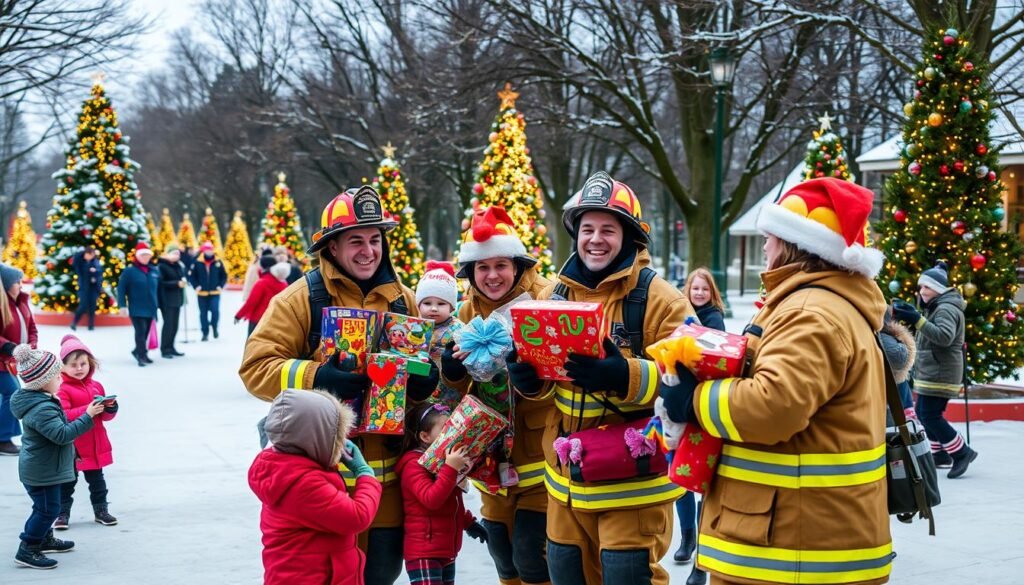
[418,394,508,476]
[358,353,409,435]
[378,312,434,376]
[320,307,379,371]
[510,300,608,381]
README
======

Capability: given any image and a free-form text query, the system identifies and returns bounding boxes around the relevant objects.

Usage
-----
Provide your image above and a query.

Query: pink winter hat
[60,334,94,362]
[200,241,214,252]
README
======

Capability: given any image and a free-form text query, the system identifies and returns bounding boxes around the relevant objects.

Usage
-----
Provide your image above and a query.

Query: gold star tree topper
[382,141,396,158]
[498,82,519,109]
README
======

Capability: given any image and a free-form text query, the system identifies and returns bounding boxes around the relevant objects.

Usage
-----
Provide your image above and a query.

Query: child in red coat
[396,402,488,585]
[235,259,289,336]
[55,335,118,529]
[248,390,380,585]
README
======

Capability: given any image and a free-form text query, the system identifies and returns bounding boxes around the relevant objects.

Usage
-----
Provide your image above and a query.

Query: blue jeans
[0,371,21,441]
[21,483,61,544]
[676,490,696,532]
[197,295,220,336]
[365,526,403,585]
[897,381,914,411]
[916,394,956,444]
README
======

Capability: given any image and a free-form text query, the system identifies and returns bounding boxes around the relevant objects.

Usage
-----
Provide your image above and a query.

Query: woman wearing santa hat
[117,242,160,367]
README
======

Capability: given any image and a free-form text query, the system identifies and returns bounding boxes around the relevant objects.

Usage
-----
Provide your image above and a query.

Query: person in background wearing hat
[239,185,441,585]
[235,256,290,336]
[9,344,104,569]
[0,263,36,456]
[440,207,553,585]
[661,177,893,585]
[157,244,188,359]
[273,245,305,285]
[118,242,160,368]
[189,241,228,342]
[893,261,978,478]
[242,246,274,301]
[504,171,692,585]
[70,247,102,331]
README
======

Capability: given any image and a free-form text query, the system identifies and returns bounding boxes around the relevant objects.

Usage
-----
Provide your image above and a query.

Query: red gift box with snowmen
[510,300,608,381]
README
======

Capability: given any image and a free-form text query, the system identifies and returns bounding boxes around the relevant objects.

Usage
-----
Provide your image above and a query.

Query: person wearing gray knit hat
[917,261,953,295]
[0,263,23,292]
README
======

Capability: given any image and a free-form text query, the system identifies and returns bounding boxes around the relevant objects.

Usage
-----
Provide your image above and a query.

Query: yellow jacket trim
[553,384,649,418]
[471,461,545,496]
[280,359,313,390]
[915,380,962,392]
[337,456,399,486]
[696,378,743,441]
[698,534,892,584]
[544,462,685,510]
[628,359,659,405]
[717,444,886,489]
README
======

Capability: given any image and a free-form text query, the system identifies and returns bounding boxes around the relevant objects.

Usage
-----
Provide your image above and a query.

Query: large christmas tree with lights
[145,212,159,254]
[372,143,425,286]
[155,208,178,252]
[3,202,37,279]
[224,211,253,284]
[199,207,224,255]
[462,83,553,275]
[178,213,197,250]
[876,27,1024,383]
[803,114,852,181]
[34,80,150,313]
[262,172,306,261]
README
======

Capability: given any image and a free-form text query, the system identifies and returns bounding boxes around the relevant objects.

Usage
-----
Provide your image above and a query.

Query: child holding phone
[54,335,119,530]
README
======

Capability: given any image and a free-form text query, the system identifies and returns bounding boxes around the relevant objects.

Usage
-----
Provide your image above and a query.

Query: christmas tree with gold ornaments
[223,211,253,284]
[199,207,224,255]
[371,143,425,287]
[3,201,37,279]
[262,172,306,261]
[803,113,852,181]
[876,28,1024,383]
[461,83,553,275]
[34,78,150,313]
[154,208,178,252]
[178,213,197,250]
[145,212,160,254]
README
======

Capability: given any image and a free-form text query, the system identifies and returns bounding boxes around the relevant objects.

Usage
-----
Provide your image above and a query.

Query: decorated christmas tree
[262,172,306,261]
[803,114,852,181]
[223,211,253,284]
[34,79,149,313]
[371,143,425,287]
[876,27,1023,383]
[462,83,553,275]
[178,213,197,250]
[145,211,160,255]
[155,208,178,252]
[199,207,224,255]
[3,201,37,279]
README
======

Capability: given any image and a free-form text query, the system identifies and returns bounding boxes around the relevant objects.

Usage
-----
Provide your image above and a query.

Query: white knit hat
[416,261,458,308]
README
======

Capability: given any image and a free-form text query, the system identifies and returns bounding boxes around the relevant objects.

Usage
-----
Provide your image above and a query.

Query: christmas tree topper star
[277,171,286,183]
[817,112,833,132]
[382,141,396,158]
[498,82,519,109]
[91,72,106,85]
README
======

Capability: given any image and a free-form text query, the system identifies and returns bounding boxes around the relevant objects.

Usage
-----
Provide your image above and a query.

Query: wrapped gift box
[418,394,508,475]
[358,353,409,435]
[321,307,379,372]
[510,300,607,381]
[378,312,434,376]
[668,422,723,494]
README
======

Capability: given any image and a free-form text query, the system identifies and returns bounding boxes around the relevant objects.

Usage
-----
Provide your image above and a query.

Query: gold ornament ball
[927,113,943,127]
[962,282,977,298]
[903,102,915,116]
[904,240,918,254]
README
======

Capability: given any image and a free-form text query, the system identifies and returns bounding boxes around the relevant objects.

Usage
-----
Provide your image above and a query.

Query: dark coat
[72,253,103,303]
[914,290,966,397]
[189,258,228,295]
[286,263,304,285]
[695,303,726,332]
[9,389,94,486]
[157,260,187,309]
[117,263,160,319]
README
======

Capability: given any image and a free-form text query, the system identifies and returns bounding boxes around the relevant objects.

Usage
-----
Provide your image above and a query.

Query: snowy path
[0,290,1020,583]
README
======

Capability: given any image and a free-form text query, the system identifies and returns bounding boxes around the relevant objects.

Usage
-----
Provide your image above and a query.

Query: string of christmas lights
[223,211,254,284]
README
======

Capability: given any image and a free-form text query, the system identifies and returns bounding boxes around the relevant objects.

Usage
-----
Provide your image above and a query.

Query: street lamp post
[709,46,736,317]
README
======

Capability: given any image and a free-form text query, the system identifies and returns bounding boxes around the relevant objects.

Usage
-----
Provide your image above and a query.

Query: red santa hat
[416,260,458,308]
[455,206,536,278]
[134,241,153,257]
[755,177,883,278]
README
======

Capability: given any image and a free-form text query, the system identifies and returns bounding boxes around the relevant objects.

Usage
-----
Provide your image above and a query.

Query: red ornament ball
[472,183,484,195]
[66,177,73,184]
[989,171,997,181]
[917,79,925,87]
[833,170,842,177]
[970,253,987,270]
[823,154,831,161]
[964,62,975,72]
[939,164,950,176]
[112,160,120,166]
[815,171,824,178]
[893,209,907,223]
[934,53,943,61]
[943,35,956,45]
[951,220,967,235]
[953,160,965,173]
[1007,311,1018,323]
[976,144,988,155]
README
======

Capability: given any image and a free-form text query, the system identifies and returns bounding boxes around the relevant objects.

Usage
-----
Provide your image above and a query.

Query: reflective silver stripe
[554,391,605,412]
[706,380,730,438]
[719,454,885,478]
[518,466,544,482]
[700,544,893,573]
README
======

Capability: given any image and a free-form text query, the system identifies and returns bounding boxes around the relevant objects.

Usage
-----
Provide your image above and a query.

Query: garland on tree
[34,79,150,313]
[876,27,1023,383]
[803,113,852,181]
[200,207,224,255]
[372,143,425,287]
[155,208,178,252]
[178,213,197,250]
[3,201,37,279]
[223,211,253,284]
[262,172,306,262]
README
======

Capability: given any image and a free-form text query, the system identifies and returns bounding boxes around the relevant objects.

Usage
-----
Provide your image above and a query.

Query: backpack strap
[389,295,409,316]
[305,268,331,359]
[623,267,656,356]
[552,282,569,300]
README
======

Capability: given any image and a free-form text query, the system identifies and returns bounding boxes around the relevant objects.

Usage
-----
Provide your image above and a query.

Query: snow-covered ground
[0,290,1021,584]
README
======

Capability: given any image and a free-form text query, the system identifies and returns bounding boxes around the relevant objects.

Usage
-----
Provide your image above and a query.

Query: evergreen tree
[224,211,253,284]
[372,143,425,286]
[145,211,160,254]
[803,114,852,181]
[461,83,553,275]
[262,172,306,262]
[200,207,224,255]
[876,27,1023,383]
[34,80,149,313]
[155,208,178,252]
[178,213,197,250]
[2,201,37,279]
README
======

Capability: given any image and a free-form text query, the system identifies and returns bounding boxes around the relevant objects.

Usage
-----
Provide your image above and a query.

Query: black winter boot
[686,564,708,585]
[39,531,74,553]
[947,446,978,479]
[14,542,57,569]
[674,529,696,563]
[932,450,953,468]
[94,504,118,526]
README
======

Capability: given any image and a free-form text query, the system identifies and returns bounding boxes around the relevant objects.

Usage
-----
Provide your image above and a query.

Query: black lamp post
[709,46,736,316]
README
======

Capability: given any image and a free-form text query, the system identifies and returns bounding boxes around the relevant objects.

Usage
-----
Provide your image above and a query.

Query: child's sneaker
[39,532,74,553]
[94,505,118,526]
[53,513,69,531]
[14,542,57,569]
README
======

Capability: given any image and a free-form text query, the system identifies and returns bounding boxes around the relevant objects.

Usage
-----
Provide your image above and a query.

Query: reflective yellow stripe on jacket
[553,385,650,418]
[717,444,886,489]
[698,534,893,584]
[544,462,684,510]
[337,456,399,487]
[471,460,545,496]
[280,359,313,390]
[695,378,743,441]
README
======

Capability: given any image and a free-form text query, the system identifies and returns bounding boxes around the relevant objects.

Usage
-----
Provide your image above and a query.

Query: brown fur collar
[882,320,916,382]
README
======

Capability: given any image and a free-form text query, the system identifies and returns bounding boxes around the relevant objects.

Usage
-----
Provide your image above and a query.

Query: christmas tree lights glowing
[371,143,425,287]
[200,207,224,254]
[224,211,253,284]
[178,213,197,250]
[3,201,37,279]
[803,113,852,181]
[262,172,306,262]
[155,208,178,252]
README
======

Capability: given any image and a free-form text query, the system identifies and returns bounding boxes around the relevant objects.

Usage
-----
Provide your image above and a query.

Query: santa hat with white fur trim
[456,206,536,278]
[755,177,884,278]
[416,260,459,308]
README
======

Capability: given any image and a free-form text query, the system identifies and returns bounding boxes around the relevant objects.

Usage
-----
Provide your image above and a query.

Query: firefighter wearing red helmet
[240,185,438,585]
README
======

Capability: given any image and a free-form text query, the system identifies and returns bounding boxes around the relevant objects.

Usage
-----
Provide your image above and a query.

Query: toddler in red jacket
[396,401,488,585]
[248,389,380,585]
[56,335,118,530]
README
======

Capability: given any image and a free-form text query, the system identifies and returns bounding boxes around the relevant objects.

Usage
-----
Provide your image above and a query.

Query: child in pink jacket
[55,335,118,529]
